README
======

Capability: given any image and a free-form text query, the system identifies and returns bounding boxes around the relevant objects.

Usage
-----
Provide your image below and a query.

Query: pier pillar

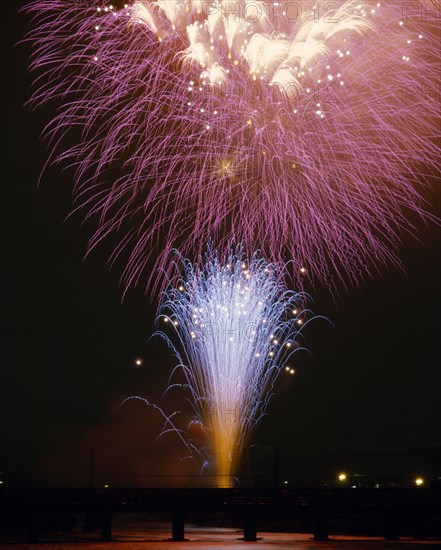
[171,509,185,541]
[26,512,39,544]
[313,510,329,541]
[383,512,400,541]
[243,509,257,541]
[100,511,112,542]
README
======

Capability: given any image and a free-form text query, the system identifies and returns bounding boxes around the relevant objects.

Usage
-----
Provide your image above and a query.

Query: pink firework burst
[24,0,440,294]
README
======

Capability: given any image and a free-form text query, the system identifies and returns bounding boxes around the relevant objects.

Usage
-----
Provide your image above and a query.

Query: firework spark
[25,1,440,292]
[156,249,315,486]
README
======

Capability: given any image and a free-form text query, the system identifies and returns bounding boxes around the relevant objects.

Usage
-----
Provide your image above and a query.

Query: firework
[25,1,440,292]
[156,249,314,486]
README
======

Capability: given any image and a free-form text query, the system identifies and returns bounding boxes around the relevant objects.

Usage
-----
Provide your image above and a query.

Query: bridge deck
[1,487,440,513]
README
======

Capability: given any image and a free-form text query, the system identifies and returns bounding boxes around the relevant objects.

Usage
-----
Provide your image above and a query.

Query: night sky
[2,0,440,487]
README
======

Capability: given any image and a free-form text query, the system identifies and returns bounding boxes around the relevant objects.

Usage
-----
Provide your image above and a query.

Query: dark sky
[1,1,440,487]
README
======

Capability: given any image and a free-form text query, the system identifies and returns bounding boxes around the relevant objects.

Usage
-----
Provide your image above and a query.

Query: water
[1,528,439,549]
[0,543,439,550]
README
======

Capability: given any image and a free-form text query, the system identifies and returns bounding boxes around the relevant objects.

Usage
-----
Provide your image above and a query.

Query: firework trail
[156,249,315,486]
[25,1,440,293]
